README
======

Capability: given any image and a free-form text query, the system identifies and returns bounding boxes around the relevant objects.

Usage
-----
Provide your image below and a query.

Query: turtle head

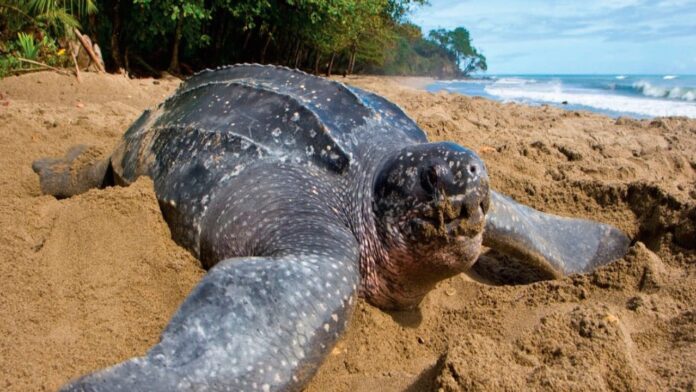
[370,142,490,309]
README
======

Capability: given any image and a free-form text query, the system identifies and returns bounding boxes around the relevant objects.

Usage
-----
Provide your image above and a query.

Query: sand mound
[0,73,203,391]
[0,71,694,391]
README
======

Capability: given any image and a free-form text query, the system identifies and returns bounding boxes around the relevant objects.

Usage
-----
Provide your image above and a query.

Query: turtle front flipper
[60,227,360,391]
[32,145,112,198]
[482,190,631,278]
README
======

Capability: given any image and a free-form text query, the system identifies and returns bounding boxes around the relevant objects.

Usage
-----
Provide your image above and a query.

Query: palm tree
[1,0,97,38]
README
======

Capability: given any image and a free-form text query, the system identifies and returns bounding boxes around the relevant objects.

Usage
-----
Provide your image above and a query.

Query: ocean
[425,74,696,119]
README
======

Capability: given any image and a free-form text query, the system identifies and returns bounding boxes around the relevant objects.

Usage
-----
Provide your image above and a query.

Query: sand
[0,71,693,392]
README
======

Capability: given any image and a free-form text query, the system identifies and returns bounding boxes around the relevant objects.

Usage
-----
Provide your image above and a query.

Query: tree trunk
[291,41,301,68]
[242,29,252,51]
[285,37,297,66]
[260,30,272,64]
[313,52,321,75]
[348,45,357,75]
[124,46,130,75]
[110,0,123,70]
[326,52,336,77]
[213,17,226,59]
[168,13,184,74]
[294,45,303,69]
[278,32,290,65]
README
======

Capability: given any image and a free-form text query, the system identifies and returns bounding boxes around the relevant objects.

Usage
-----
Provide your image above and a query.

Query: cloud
[410,0,696,73]
[411,0,696,43]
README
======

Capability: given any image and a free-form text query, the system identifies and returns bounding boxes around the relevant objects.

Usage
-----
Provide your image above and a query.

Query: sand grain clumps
[435,305,644,392]
[1,177,204,391]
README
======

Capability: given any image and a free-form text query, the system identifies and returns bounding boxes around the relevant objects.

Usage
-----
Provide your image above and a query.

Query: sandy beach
[0,71,694,391]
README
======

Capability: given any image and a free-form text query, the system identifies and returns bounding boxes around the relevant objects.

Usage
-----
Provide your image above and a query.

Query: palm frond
[29,0,96,19]
[65,0,97,16]
[0,2,35,21]
[35,7,81,32]
[28,0,56,16]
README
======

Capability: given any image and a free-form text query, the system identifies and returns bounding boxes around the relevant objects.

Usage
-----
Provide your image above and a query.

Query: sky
[410,0,696,75]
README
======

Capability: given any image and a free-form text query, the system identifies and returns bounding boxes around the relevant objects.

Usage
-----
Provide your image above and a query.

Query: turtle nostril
[420,165,439,194]
[459,205,470,219]
[468,164,478,175]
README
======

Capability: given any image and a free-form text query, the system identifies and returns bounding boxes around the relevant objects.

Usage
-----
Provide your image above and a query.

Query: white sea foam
[633,81,696,101]
[663,75,678,80]
[438,78,490,84]
[615,75,626,80]
[484,84,696,118]
[494,77,536,85]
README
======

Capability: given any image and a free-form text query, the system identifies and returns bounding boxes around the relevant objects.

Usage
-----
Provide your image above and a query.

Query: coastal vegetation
[0,0,486,78]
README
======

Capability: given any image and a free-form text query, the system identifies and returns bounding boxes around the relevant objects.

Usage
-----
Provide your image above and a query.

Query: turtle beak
[444,192,488,238]
[416,147,490,241]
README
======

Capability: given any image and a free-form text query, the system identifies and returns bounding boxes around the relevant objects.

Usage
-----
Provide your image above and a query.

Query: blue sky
[410,0,696,74]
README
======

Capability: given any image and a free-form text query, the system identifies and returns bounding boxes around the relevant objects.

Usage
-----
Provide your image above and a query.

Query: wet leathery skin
[173,64,427,145]
[109,65,427,258]
[369,142,491,309]
[198,161,351,267]
[56,64,630,391]
[63,222,359,392]
[484,191,631,277]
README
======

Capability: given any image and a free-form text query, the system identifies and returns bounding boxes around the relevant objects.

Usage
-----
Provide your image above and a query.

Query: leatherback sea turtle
[33,64,630,391]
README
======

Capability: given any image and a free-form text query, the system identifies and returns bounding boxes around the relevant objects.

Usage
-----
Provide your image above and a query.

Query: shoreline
[0,71,694,391]
[421,74,696,119]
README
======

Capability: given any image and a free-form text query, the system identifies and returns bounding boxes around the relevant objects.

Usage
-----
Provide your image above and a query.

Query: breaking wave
[633,81,696,102]
[427,75,696,119]
[484,83,696,118]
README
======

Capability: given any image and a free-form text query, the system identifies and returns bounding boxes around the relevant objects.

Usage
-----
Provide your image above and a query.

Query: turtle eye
[420,165,440,195]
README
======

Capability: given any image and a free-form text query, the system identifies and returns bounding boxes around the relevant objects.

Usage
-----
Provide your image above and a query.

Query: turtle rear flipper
[482,191,631,278]
[32,145,112,198]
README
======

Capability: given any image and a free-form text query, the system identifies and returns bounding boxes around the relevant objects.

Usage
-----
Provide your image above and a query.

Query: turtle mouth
[453,232,484,268]
[411,231,483,273]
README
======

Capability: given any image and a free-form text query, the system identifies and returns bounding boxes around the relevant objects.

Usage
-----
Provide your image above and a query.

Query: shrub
[17,32,39,59]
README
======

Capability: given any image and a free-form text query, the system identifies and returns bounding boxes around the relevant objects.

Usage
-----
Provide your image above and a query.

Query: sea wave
[663,75,678,80]
[493,77,536,85]
[437,78,491,85]
[633,81,696,101]
[484,85,696,118]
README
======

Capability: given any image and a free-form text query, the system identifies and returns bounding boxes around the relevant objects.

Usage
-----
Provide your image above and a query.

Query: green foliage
[369,23,458,77]
[428,27,487,75]
[28,0,97,18]
[17,32,38,59]
[18,0,97,37]
[38,34,69,66]
[1,0,487,78]
[0,48,21,77]
[0,32,67,77]
[130,0,210,47]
